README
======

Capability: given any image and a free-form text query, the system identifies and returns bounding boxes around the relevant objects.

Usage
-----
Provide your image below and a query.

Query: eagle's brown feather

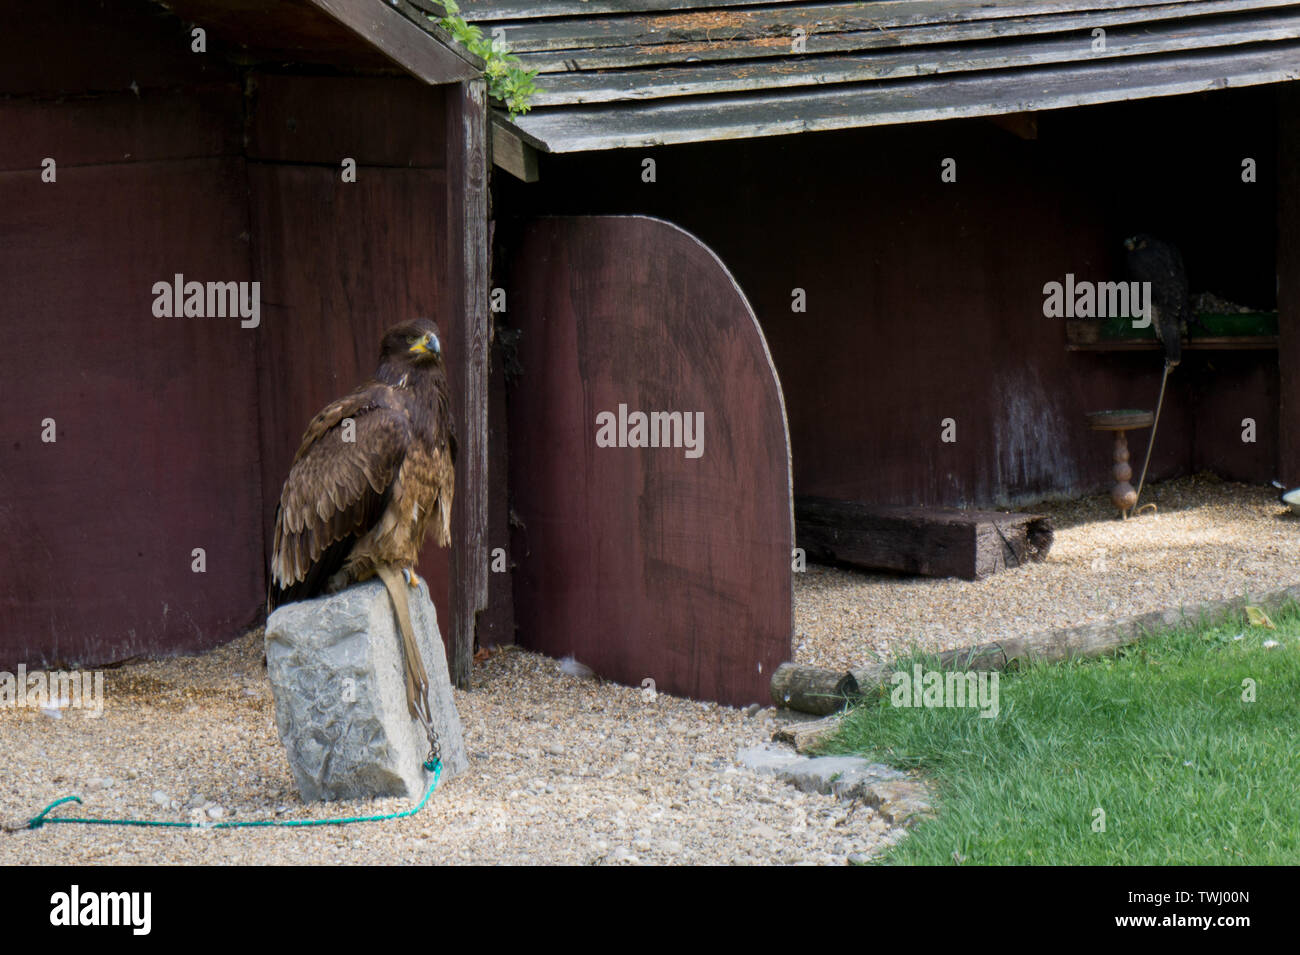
[268,319,454,612]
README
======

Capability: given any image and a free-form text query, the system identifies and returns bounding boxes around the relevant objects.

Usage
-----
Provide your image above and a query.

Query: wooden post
[1279,84,1300,484]
[446,78,489,688]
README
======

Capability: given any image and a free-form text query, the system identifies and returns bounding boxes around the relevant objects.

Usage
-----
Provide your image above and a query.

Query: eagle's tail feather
[268,535,356,613]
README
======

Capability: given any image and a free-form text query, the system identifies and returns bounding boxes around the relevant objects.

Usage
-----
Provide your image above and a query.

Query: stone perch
[265,578,468,802]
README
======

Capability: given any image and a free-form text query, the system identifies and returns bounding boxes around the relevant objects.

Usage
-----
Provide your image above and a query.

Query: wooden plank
[504,215,793,706]
[308,0,482,82]
[772,712,844,752]
[490,119,540,181]
[1280,82,1300,484]
[509,1,1300,72]
[480,268,516,648]
[796,497,1054,581]
[1067,338,1279,350]
[247,161,455,635]
[457,0,1270,20]
[495,0,1294,64]
[246,72,447,167]
[0,158,262,668]
[525,12,1300,105]
[446,79,492,689]
[0,0,240,97]
[0,86,243,173]
[510,43,1300,151]
[157,0,424,72]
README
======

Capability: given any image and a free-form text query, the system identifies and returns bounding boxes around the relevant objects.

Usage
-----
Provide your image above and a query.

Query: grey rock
[828,763,908,802]
[871,780,936,825]
[780,755,885,795]
[736,744,917,809]
[737,742,804,776]
[265,578,467,802]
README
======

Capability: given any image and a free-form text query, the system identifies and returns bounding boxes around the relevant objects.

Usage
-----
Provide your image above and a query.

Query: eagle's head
[379,318,443,367]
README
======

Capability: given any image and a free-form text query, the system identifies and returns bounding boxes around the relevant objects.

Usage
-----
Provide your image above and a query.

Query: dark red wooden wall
[497,87,1285,508]
[504,216,792,706]
[0,2,260,666]
[0,1,457,666]
[246,71,455,638]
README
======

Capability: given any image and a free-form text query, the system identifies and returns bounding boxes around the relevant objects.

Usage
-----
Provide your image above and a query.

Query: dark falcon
[269,318,455,719]
[1123,234,1194,366]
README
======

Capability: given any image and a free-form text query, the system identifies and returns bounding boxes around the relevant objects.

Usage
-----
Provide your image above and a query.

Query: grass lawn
[827,602,1300,865]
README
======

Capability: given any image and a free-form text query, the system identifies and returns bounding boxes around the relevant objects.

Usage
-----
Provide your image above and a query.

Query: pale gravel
[6,474,1287,865]
[794,476,1300,670]
[0,635,906,865]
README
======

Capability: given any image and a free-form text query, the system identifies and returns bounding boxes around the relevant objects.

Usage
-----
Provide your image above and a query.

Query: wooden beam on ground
[772,713,844,753]
[1279,82,1300,484]
[446,78,490,689]
[796,496,1054,581]
[772,583,1300,714]
[490,119,540,182]
[770,666,858,716]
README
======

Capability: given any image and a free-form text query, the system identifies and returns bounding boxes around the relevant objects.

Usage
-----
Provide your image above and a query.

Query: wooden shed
[0,0,489,683]
[475,0,1300,702]
[5,0,1300,709]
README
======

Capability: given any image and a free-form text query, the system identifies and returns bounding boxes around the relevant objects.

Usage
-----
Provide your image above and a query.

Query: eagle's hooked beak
[409,332,440,356]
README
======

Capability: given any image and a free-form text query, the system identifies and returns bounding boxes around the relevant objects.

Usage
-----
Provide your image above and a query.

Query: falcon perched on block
[269,318,455,720]
[1123,234,1195,366]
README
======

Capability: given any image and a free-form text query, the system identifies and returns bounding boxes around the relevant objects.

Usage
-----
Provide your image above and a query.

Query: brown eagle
[269,318,455,720]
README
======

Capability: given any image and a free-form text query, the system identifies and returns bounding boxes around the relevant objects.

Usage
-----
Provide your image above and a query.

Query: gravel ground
[5,474,1287,865]
[794,475,1300,669]
[0,634,908,865]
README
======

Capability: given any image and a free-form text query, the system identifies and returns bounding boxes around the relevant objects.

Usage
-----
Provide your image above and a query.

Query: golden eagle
[268,318,455,720]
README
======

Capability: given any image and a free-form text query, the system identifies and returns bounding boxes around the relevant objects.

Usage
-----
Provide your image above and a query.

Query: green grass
[826,603,1300,864]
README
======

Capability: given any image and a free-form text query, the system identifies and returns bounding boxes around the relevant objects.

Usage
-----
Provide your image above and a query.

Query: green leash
[14,759,441,832]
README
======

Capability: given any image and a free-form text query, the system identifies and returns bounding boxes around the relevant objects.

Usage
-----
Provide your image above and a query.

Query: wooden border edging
[772,584,1300,714]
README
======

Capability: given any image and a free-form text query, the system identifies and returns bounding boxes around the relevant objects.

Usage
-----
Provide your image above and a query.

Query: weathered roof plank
[511,42,1300,151]
[529,10,1300,105]
[514,1,1295,72]
[446,0,1300,152]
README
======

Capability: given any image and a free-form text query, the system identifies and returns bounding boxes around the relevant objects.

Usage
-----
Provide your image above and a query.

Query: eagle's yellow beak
[409,332,439,356]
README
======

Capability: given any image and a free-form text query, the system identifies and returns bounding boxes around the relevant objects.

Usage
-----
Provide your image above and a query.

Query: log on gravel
[796,496,1054,580]
[769,664,859,715]
[772,713,844,753]
[773,583,1300,714]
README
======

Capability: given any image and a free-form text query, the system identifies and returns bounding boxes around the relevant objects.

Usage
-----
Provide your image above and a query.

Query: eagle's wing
[269,386,411,609]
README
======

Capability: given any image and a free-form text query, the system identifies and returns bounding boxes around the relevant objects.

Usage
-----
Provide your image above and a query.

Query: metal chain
[412,690,441,771]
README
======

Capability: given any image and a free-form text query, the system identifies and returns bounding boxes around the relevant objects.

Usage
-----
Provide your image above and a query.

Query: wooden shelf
[1065,312,1278,352]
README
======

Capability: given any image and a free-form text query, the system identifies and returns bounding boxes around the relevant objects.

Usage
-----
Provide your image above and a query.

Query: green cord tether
[14,759,441,832]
